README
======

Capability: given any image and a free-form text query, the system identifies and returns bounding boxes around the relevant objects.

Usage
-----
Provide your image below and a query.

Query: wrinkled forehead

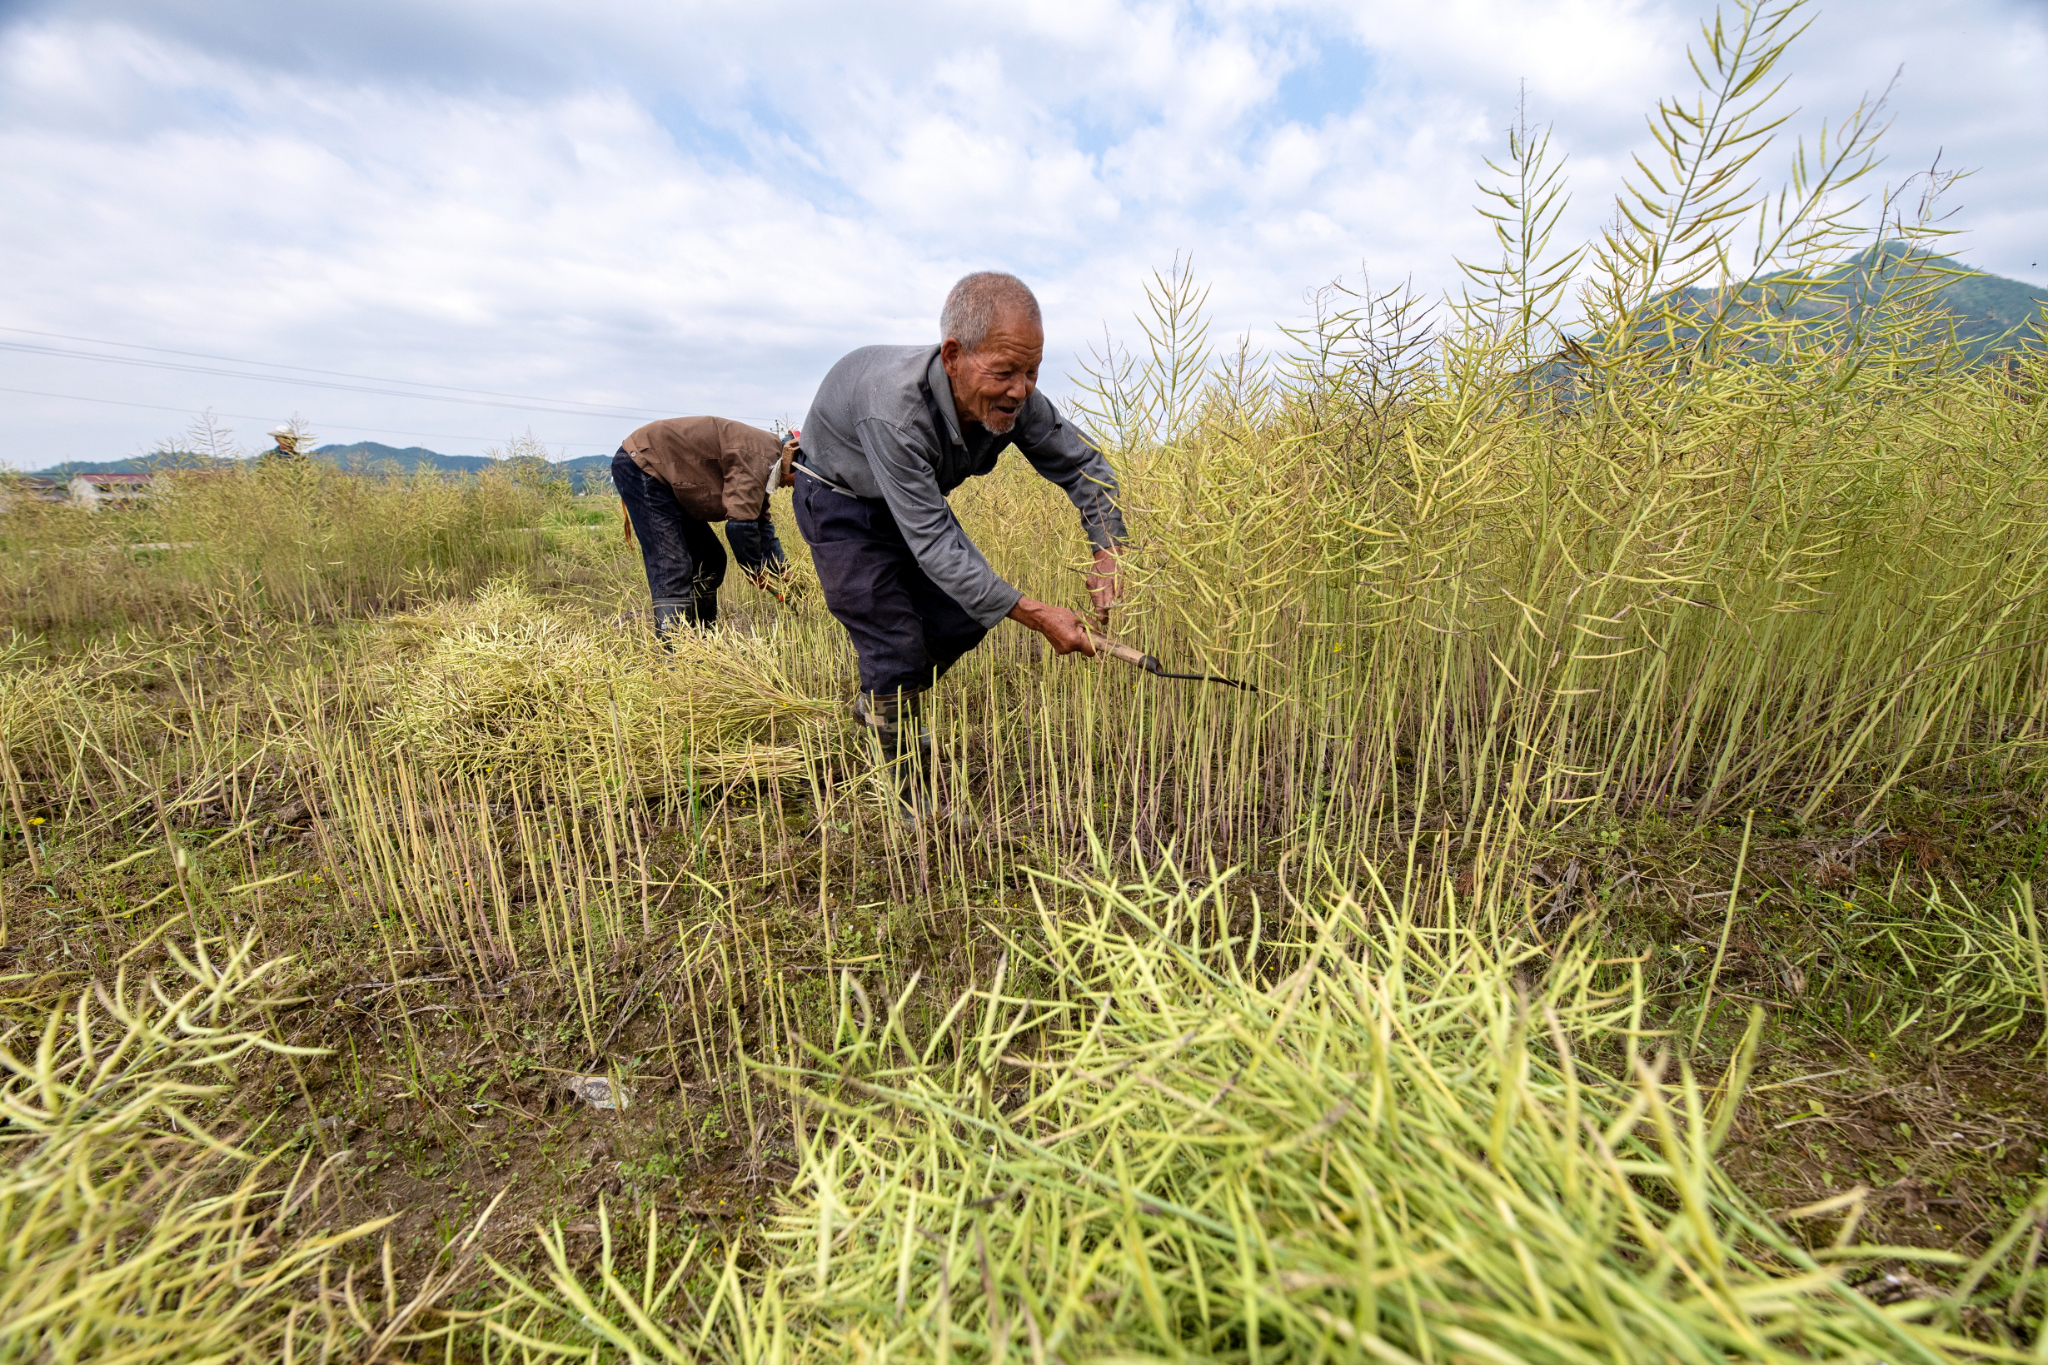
[973,316,1045,361]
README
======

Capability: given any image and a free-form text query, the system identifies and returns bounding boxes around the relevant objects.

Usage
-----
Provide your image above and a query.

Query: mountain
[314,441,497,475]
[555,454,614,494]
[18,442,619,493]
[16,456,157,478]
[1664,244,2047,359]
[321,443,617,491]
[1933,263,2048,343]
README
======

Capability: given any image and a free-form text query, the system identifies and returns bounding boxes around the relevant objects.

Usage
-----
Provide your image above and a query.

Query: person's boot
[852,689,932,763]
[852,689,940,820]
[651,597,693,644]
[652,595,717,646]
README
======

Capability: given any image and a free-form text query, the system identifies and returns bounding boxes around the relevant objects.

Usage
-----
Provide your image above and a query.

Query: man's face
[941,311,1043,435]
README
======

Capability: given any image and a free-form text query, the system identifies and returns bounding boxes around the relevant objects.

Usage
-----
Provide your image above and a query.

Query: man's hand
[746,567,802,604]
[1008,597,1097,656]
[1086,545,1124,627]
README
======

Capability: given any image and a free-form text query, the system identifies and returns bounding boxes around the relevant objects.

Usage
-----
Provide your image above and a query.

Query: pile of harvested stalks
[372,579,832,790]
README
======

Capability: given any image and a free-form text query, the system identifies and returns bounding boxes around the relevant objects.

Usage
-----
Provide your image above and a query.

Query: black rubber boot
[651,594,716,645]
[651,597,691,643]
[691,575,720,627]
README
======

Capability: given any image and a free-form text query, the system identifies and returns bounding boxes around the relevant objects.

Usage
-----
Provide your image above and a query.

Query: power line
[0,339,676,422]
[0,323,675,418]
[0,385,614,451]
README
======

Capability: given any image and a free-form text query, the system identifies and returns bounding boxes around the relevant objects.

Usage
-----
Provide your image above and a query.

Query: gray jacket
[799,345,1126,627]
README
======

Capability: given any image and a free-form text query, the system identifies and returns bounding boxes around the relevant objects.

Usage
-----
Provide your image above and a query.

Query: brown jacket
[622,417,782,522]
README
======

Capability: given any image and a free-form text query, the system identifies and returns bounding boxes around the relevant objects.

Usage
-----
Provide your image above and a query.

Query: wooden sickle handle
[1082,628,1159,673]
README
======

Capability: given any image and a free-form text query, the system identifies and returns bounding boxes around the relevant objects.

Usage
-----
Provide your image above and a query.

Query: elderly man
[613,416,795,637]
[793,271,1124,768]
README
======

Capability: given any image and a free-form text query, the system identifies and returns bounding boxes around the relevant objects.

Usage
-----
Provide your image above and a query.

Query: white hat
[268,425,294,439]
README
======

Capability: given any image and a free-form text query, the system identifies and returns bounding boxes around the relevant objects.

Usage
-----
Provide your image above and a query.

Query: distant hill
[555,454,613,493]
[315,442,497,475]
[19,456,157,478]
[1662,243,2046,358]
[323,443,616,492]
[1933,264,2048,344]
[310,443,617,492]
[19,442,619,493]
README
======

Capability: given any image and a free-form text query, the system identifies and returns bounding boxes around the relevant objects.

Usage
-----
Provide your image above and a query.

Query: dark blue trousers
[612,450,785,631]
[792,472,988,695]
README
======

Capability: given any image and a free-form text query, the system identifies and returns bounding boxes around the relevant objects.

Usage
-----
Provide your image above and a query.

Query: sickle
[1081,628,1257,692]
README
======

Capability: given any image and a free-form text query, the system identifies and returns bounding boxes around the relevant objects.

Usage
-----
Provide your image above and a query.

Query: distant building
[67,472,154,509]
[0,476,68,511]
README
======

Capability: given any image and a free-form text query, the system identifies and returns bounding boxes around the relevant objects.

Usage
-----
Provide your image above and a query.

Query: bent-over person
[612,417,796,637]
[793,272,1125,801]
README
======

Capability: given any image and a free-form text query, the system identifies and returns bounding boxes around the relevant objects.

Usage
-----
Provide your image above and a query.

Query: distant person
[613,417,796,637]
[264,424,309,462]
[793,271,1125,782]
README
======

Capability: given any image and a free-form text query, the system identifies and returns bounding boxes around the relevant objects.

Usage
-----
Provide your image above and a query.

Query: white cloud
[0,0,2040,468]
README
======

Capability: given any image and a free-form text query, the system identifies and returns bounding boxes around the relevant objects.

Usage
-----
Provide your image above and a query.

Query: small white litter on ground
[566,1075,628,1110]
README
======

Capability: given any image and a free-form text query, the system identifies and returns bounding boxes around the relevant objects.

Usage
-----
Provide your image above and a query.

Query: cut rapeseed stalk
[0,935,389,1363]
[484,861,2044,1361]
[371,579,833,790]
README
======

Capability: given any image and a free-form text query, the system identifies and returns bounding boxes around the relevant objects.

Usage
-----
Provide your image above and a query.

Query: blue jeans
[611,450,785,633]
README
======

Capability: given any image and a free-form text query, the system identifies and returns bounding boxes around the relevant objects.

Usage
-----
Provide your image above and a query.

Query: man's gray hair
[941,272,1042,353]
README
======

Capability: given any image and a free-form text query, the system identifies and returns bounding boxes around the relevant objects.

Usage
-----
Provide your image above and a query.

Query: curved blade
[1149,667,1256,692]
[1083,626,1257,691]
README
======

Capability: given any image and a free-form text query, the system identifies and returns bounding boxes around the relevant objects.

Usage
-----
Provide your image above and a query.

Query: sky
[1,0,2042,469]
